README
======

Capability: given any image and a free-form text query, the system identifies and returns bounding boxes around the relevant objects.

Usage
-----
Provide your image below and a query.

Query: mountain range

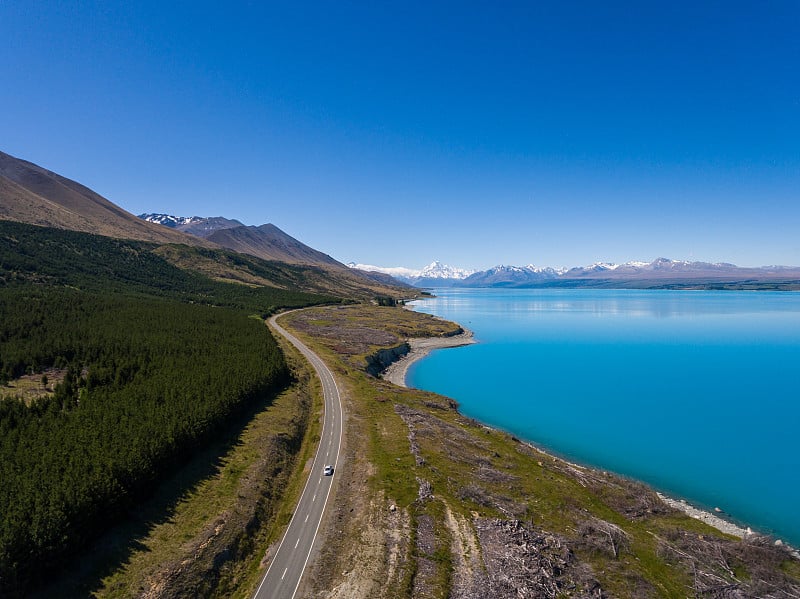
[347,260,476,287]
[352,258,800,290]
[3,148,799,292]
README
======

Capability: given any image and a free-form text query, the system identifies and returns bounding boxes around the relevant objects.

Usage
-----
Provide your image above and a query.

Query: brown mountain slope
[0,150,211,246]
[205,223,343,266]
[2,149,410,298]
[203,223,415,294]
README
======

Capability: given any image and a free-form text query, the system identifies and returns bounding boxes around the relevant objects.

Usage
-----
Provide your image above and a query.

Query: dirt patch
[394,404,491,468]
[386,504,413,591]
[475,518,604,598]
[412,513,438,598]
[284,305,462,373]
[0,367,68,403]
[287,309,401,357]
[445,505,488,599]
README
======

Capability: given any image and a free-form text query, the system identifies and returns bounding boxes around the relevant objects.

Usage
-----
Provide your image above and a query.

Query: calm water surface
[408,289,800,545]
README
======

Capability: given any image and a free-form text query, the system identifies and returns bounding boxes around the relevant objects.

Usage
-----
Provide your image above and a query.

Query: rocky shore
[381,329,476,387]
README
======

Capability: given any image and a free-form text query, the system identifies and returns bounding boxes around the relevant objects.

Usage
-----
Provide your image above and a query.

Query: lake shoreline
[381,328,476,386]
[382,323,798,555]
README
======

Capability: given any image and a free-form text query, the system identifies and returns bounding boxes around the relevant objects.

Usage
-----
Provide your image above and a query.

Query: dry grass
[284,305,462,369]
[0,368,67,404]
[153,245,283,288]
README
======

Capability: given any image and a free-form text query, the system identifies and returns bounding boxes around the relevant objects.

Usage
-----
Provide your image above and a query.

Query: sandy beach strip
[382,329,476,387]
[381,328,799,552]
[656,494,797,557]
[655,493,750,538]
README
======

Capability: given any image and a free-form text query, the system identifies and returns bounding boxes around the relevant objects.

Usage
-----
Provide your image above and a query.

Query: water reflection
[410,288,800,320]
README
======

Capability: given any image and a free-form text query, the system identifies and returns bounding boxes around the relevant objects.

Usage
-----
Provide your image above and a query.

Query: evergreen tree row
[0,222,337,594]
[0,288,291,592]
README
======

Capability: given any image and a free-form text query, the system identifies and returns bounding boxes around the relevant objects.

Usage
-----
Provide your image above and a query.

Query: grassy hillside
[152,241,413,300]
[276,305,800,598]
[0,150,212,246]
[0,220,336,310]
[0,221,335,596]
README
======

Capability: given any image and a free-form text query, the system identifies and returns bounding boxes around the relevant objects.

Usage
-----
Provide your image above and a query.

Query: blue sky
[2,1,798,269]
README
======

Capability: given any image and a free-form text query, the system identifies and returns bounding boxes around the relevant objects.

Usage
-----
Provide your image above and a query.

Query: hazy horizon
[2,2,798,270]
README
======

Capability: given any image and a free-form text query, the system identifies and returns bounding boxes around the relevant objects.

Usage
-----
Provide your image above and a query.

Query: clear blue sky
[2,1,798,269]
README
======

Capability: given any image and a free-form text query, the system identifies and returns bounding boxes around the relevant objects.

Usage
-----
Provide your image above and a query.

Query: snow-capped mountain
[139,213,244,237]
[347,263,423,279]
[351,258,800,289]
[461,264,564,287]
[419,261,475,280]
[138,213,200,228]
[563,258,745,278]
[348,261,475,286]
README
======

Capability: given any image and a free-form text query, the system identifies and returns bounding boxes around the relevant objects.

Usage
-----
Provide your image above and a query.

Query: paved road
[254,314,343,599]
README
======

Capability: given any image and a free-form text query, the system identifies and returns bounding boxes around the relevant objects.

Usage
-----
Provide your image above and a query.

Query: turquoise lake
[407,288,800,545]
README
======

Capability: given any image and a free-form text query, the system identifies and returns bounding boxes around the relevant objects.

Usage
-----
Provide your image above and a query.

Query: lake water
[408,288,800,545]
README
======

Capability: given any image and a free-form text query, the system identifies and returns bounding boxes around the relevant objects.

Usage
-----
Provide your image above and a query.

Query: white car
[323,465,334,476]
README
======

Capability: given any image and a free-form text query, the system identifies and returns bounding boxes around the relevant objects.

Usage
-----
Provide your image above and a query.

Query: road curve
[253,313,343,599]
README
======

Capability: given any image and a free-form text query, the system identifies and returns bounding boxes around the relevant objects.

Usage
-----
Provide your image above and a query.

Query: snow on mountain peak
[139,213,203,228]
[595,262,620,270]
[420,261,475,279]
[348,261,475,281]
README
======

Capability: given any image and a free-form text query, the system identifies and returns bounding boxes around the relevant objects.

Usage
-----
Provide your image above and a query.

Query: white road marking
[295,538,300,549]
[256,313,345,599]
[281,567,288,580]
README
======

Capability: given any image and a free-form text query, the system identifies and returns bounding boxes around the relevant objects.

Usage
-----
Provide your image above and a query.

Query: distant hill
[141,213,342,267]
[140,213,412,295]
[0,151,210,246]
[350,267,416,290]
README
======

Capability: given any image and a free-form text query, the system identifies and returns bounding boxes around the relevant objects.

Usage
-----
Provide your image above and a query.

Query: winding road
[253,314,343,599]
